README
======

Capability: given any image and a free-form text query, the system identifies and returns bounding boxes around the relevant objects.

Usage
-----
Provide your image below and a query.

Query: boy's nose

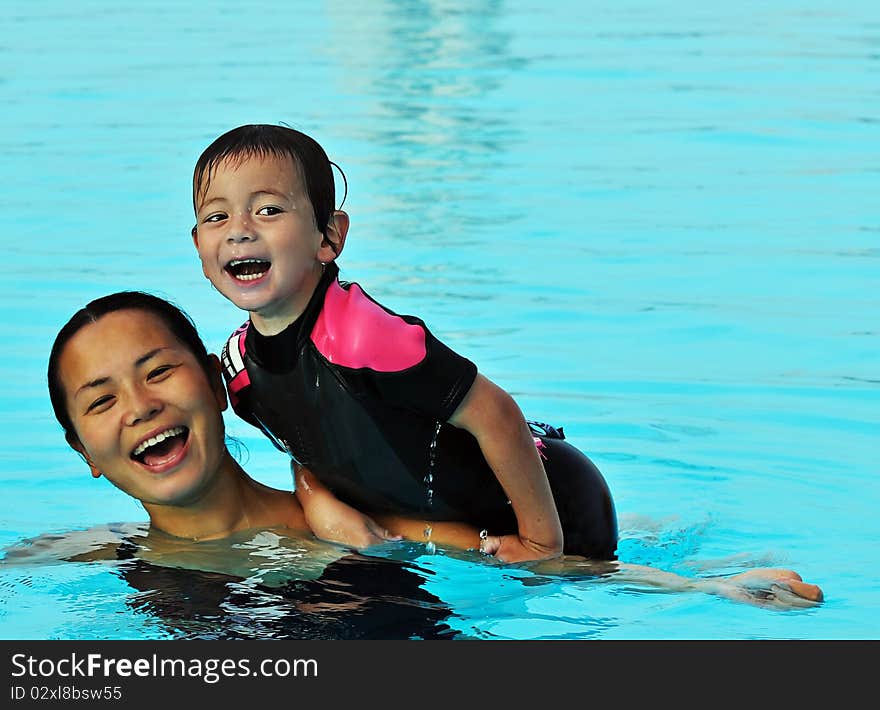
[227,212,257,243]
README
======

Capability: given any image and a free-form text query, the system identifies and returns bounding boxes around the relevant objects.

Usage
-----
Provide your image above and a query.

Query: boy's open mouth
[226,258,271,282]
[131,426,189,468]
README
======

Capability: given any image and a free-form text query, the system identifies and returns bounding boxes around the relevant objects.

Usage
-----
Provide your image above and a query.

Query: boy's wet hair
[193,124,343,243]
[48,292,213,445]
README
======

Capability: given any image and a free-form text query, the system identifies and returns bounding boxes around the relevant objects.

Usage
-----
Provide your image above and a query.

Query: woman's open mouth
[130,426,190,472]
[225,258,271,283]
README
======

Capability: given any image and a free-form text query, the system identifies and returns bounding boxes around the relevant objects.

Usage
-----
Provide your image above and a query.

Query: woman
[44,291,822,612]
[43,290,467,638]
[48,290,485,552]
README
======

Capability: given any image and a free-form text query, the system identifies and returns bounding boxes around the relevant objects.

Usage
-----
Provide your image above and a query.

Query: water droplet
[424,421,442,507]
[423,525,436,554]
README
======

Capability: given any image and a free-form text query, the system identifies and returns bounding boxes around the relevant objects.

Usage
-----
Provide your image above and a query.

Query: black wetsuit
[222,263,617,559]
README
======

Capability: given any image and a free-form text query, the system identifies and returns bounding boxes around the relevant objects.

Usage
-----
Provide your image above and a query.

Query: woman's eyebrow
[73,347,170,398]
[75,375,111,398]
[134,347,169,367]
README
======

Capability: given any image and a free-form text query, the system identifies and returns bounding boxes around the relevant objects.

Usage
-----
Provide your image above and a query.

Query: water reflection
[121,554,457,640]
[325,0,523,251]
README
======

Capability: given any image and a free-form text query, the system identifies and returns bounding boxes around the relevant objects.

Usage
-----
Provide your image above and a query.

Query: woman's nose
[123,387,163,427]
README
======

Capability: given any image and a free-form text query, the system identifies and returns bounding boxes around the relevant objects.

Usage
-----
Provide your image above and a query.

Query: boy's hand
[305,494,402,548]
[449,374,565,558]
[480,533,562,563]
[294,466,402,549]
[311,506,403,549]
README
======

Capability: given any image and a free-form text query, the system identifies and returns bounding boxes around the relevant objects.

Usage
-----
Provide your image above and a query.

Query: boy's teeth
[227,258,270,280]
[133,426,185,457]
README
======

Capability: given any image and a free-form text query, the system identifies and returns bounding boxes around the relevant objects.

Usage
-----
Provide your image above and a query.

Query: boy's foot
[722,568,823,607]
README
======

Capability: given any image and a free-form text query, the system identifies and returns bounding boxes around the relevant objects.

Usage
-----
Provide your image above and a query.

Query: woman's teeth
[132,426,186,458]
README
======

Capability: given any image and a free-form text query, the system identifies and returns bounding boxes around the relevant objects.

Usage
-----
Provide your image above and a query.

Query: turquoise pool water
[1,0,877,639]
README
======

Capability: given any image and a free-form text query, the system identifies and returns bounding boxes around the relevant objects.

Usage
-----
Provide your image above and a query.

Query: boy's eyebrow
[251,188,290,198]
[73,348,169,398]
[198,189,292,213]
[197,195,227,212]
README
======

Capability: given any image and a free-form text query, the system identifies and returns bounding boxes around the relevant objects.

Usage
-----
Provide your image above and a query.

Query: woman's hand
[479,533,563,563]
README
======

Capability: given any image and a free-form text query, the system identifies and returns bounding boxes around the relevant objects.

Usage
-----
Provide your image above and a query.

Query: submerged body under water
[0,518,821,641]
[1,524,459,640]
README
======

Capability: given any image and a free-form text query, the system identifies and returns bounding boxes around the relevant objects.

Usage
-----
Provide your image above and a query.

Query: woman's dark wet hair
[48,291,214,445]
[193,124,346,250]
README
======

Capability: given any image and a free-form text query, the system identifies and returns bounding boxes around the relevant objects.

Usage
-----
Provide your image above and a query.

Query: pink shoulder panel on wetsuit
[310,281,427,371]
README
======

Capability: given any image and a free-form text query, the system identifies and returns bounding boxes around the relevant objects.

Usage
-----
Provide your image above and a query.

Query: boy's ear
[208,354,229,412]
[66,434,102,479]
[318,211,349,263]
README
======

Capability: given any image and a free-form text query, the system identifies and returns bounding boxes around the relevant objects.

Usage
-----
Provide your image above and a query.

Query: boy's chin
[215,285,264,312]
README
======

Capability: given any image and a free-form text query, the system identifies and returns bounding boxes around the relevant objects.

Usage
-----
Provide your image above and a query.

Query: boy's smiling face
[193,153,337,335]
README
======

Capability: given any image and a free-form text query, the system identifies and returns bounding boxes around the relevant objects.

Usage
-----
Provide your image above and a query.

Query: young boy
[191,124,617,562]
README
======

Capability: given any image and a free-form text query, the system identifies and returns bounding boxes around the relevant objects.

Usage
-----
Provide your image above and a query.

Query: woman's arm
[294,467,488,552]
[448,374,564,562]
[371,515,483,550]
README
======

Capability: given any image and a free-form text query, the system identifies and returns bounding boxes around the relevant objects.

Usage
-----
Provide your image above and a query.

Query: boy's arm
[293,466,402,548]
[448,374,564,562]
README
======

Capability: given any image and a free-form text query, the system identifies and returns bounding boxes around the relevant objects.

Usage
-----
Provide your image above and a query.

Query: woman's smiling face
[58,309,229,508]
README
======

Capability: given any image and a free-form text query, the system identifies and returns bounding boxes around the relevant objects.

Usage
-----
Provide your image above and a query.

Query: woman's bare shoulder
[0,522,148,566]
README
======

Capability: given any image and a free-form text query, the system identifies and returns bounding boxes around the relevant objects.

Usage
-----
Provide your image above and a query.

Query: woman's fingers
[366,518,402,543]
[486,534,561,562]
[479,535,502,556]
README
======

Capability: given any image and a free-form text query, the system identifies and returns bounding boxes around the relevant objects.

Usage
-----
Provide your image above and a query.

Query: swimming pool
[1,0,877,640]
